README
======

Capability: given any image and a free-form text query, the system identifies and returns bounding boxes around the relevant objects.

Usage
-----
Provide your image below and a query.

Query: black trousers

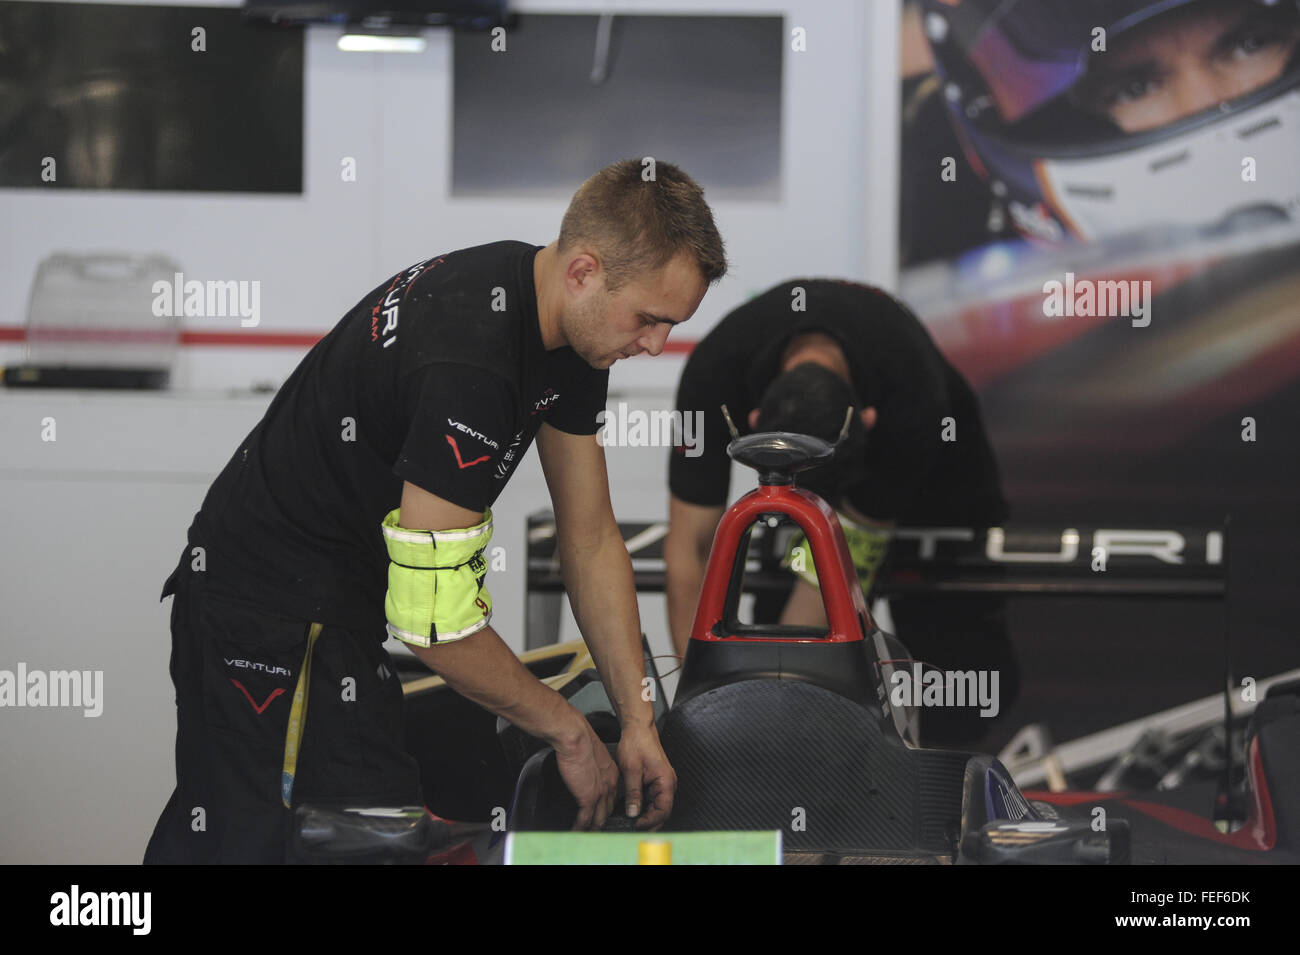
[754,582,1019,748]
[888,594,1020,748]
[144,560,423,864]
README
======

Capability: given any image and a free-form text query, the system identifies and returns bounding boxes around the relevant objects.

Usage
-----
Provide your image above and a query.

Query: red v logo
[231,679,286,715]
[445,434,491,469]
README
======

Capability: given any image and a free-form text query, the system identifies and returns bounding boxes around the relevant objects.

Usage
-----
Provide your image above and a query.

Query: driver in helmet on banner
[903,0,1300,261]
[899,0,1300,752]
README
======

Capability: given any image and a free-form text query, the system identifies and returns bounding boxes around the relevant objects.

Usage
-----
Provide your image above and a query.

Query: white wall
[0,0,900,863]
[0,391,266,864]
[0,0,898,392]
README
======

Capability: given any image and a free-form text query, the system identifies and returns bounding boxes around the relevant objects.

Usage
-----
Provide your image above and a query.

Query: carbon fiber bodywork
[660,679,969,859]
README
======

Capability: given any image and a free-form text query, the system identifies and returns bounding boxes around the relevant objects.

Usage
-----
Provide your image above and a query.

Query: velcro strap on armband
[782,513,893,599]
[838,512,892,598]
[381,507,493,648]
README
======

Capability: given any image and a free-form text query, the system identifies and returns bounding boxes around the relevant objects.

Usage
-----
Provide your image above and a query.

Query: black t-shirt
[669,279,1006,525]
[187,241,608,631]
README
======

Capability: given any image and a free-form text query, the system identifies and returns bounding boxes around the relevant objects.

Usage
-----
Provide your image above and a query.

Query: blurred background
[1,0,1296,861]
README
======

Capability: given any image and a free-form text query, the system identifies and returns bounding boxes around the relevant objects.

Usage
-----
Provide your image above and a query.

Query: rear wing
[524,511,1226,648]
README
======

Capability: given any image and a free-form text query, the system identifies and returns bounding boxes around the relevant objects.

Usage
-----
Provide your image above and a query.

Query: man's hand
[617,722,677,829]
[537,422,681,824]
[553,719,620,831]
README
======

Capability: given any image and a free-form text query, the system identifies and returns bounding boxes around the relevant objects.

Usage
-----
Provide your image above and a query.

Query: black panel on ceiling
[0,2,303,193]
[452,14,783,199]
[244,0,506,29]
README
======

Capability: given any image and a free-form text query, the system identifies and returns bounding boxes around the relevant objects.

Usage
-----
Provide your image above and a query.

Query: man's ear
[564,249,600,292]
[861,406,877,431]
[747,408,761,430]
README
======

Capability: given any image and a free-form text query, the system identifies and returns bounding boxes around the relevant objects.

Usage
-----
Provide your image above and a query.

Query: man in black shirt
[145,160,726,862]
[665,280,1015,745]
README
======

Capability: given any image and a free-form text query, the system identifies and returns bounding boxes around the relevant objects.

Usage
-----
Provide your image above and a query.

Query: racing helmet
[919,0,1300,241]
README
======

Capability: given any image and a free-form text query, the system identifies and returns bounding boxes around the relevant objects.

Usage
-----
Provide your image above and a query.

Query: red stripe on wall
[27,327,178,345]
[180,330,323,347]
[0,325,700,354]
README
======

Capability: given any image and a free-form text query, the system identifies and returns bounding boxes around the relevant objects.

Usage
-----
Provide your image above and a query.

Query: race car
[290,429,1300,864]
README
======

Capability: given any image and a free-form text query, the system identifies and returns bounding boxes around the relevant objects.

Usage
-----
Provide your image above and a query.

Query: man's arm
[664,333,738,656]
[780,503,896,627]
[664,495,725,657]
[396,479,618,830]
[536,422,677,828]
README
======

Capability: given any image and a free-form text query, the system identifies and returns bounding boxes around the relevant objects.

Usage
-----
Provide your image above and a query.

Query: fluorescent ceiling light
[338,34,427,54]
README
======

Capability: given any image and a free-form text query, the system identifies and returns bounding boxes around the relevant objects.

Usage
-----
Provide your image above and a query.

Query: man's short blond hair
[558,159,727,292]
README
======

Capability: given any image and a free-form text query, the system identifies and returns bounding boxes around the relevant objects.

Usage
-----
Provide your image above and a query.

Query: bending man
[147,159,726,862]
[665,279,1015,746]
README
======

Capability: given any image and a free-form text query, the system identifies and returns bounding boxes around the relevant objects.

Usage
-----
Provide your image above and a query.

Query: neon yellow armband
[782,512,892,599]
[381,507,493,648]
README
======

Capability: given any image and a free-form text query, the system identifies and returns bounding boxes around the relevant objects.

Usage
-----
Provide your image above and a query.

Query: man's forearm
[663,498,724,658]
[665,522,717,657]
[665,554,706,658]
[558,522,655,730]
[410,625,586,750]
